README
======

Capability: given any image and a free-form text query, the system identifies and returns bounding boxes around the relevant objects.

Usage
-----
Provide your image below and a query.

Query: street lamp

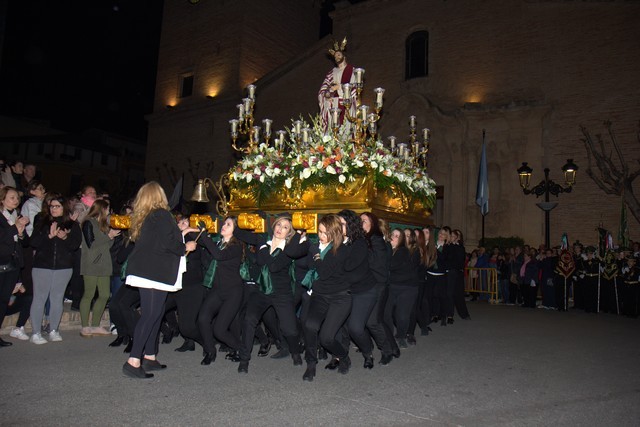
[517,159,578,248]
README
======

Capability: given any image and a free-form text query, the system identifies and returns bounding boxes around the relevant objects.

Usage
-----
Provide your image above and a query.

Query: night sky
[0,1,164,140]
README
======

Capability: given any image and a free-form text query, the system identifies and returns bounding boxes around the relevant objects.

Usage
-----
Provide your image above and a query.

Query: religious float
[115,40,438,235]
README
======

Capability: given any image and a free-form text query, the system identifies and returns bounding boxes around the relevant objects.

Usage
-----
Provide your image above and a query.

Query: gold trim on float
[238,213,266,233]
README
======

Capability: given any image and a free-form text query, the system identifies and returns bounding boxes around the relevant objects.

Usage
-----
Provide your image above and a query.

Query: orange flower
[317,145,325,153]
[335,151,343,161]
[349,151,355,159]
[323,157,331,167]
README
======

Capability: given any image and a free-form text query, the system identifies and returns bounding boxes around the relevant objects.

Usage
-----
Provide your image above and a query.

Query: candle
[331,108,340,127]
[422,128,430,142]
[294,120,302,134]
[229,119,239,134]
[367,113,376,125]
[237,104,244,120]
[413,141,420,155]
[359,105,369,120]
[276,130,286,150]
[252,126,261,141]
[247,84,256,100]
[302,128,310,143]
[368,120,377,134]
[398,143,407,157]
[409,116,416,129]
[262,119,272,137]
[342,83,352,98]
[354,68,365,84]
[404,149,410,161]
[388,136,396,151]
[243,98,252,115]
[374,87,385,107]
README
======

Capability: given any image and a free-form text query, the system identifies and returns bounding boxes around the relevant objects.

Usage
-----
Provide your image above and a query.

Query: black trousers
[349,284,391,357]
[130,288,167,360]
[293,283,311,340]
[449,270,470,319]
[303,291,351,364]
[384,284,419,339]
[6,292,33,328]
[197,286,243,353]
[109,284,140,338]
[174,284,206,342]
[379,285,399,354]
[408,280,429,334]
[67,250,83,308]
[239,291,300,361]
[0,269,21,329]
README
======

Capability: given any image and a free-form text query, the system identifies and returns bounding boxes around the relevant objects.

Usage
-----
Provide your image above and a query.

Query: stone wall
[146,0,640,247]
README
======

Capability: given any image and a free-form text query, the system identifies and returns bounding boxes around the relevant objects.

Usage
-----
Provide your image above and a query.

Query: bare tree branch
[582,121,640,225]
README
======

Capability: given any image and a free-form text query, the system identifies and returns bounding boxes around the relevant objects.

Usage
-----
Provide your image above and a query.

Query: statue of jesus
[318,37,357,132]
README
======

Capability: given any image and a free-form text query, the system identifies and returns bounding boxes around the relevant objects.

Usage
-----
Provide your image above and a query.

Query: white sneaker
[30,333,48,345]
[49,330,63,342]
[10,326,29,341]
[110,324,118,335]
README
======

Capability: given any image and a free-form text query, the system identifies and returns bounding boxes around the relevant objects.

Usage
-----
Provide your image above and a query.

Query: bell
[191,179,210,202]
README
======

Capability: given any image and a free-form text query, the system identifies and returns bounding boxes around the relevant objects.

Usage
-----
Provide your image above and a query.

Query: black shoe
[0,337,12,347]
[397,338,408,349]
[447,317,454,324]
[407,335,416,346]
[224,350,240,362]
[292,353,303,366]
[257,341,271,357]
[201,351,216,365]
[431,316,439,323]
[108,336,125,347]
[238,361,249,373]
[142,358,167,371]
[363,354,374,369]
[175,339,195,352]
[391,348,401,358]
[124,339,133,353]
[318,347,328,360]
[303,363,316,381]
[122,362,153,379]
[270,348,290,359]
[325,357,340,370]
[338,356,351,374]
[379,354,393,366]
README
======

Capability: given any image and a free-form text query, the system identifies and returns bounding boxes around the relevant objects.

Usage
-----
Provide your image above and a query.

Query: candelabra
[229,84,274,154]
[388,117,430,169]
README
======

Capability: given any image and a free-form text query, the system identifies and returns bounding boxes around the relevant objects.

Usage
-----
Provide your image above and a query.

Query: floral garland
[228,115,437,208]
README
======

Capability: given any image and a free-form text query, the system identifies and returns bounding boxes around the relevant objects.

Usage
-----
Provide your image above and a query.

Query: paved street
[1,302,639,426]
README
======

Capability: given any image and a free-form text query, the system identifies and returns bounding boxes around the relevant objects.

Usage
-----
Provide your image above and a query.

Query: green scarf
[257,248,281,295]
[203,240,226,289]
[301,243,332,289]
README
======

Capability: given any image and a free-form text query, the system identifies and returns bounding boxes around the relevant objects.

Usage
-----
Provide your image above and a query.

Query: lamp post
[517,159,578,249]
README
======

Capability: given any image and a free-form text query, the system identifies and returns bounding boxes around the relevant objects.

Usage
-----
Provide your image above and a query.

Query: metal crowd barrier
[464,267,499,304]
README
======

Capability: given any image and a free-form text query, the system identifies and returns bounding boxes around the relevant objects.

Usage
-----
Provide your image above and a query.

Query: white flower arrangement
[229,115,436,207]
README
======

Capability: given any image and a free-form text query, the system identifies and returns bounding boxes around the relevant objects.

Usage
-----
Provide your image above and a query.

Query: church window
[405,31,429,79]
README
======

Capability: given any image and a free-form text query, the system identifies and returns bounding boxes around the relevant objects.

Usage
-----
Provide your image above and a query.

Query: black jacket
[389,246,420,286]
[125,209,185,286]
[0,212,29,267]
[344,238,375,293]
[30,218,81,270]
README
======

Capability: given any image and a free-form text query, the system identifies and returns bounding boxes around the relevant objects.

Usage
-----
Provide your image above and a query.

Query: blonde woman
[122,182,196,379]
[79,199,120,336]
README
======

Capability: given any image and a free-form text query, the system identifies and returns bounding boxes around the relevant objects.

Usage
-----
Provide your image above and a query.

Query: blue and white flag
[475,131,489,216]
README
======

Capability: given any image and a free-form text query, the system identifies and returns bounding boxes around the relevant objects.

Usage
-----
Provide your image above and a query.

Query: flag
[475,130,489,216]
[168,174,183,211]
[618,199,629,248]
[597,227,607,258]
